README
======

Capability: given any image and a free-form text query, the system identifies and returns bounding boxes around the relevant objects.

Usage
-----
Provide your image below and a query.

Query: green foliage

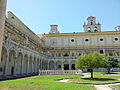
[77,53,107,69]
[104,57,119,73]
[77,53,107,78]
[104,57,119,68]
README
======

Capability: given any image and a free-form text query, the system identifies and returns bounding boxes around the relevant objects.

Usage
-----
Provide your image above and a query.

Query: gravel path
[94,85,113,90]
[58,79,69,83]
[58,73,120,90]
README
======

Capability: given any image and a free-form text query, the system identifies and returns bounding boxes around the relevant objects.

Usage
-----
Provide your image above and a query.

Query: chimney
[50,25,58,30]
[49,25,59,34]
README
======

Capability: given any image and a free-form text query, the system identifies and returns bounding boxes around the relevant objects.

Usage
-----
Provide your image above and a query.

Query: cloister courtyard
[0,72,120,90]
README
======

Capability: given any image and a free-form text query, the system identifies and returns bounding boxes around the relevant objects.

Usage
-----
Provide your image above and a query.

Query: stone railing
[39,70,82,75]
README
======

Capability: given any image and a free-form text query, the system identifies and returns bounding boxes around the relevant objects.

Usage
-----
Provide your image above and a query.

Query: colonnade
[0,46,48,78]
[48,60,76,70]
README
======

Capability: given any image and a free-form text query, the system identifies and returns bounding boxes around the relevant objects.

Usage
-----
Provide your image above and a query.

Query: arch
[16,52,23,75]
[70,60,76,70]
[8,50,16,76]
[0,46,8,76]
[49,61,55,70]
[33,57,36,73]
[37,58,39,72]
[56,61,62,70]
[63,60,69,70]
[29,55,32,74]
[23,54,28,74]
[94,27,97,32]
[39,58,42,70]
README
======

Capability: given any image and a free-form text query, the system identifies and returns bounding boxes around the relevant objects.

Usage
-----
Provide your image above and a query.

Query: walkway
[58,73,120,90]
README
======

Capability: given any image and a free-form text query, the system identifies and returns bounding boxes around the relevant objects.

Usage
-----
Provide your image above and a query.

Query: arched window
[90,20,93,25]
[87,27,91,32]
[88,30,91,32]
[94,27,97,32]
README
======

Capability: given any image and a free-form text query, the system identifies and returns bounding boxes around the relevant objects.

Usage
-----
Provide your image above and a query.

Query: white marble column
[0,0,7,62]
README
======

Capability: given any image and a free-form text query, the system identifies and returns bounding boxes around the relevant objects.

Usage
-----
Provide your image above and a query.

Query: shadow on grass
[82,78,117,81]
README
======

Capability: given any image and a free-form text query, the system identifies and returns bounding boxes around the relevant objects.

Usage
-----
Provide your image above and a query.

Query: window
[72,53,74,56]
[94,30,97,32]
[90,20,93,25]
[115,38,118,41]
[58,65,61,68]
[100,38,103,41]
[88,30,91,32]
[88,27,91,30]
[109,53,113,56]
[58,53,61,57]
[52,40,56,44]
[100,50,103,54]
[85,39,89,42]
[79,53,81,56]
[0,67,2,72]
[64,53,69,57]
[11,17,14,19]
[71,39,74,42]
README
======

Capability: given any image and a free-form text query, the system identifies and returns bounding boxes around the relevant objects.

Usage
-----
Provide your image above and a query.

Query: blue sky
[7,0,120,34]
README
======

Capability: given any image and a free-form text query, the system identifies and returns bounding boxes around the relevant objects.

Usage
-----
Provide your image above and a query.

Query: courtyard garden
[0,72,120,90]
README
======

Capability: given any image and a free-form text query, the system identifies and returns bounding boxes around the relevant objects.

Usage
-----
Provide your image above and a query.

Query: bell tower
[83,16,101,32]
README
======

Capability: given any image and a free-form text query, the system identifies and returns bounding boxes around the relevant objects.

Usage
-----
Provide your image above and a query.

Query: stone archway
[29,56,32,74]
[70,60,76,70]
[0,46,7,76]
[33,57,36,73]
[63,61,69,70]
[49,61,55,70]
[23,54,28,74]
[16,53,23,75]
[36,58,39,73]
[56,61,62,70]
[8,50,16,76]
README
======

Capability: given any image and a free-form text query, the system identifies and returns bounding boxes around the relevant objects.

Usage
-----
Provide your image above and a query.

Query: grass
[112,85,120,90]
[70,72,120,83]
[0,75,95,90]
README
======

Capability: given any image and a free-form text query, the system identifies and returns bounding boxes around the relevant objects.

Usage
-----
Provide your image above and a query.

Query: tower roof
[87,16,96,20]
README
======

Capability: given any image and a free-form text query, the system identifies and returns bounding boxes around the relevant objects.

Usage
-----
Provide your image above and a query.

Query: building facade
[0,12,120,79]
[42,16,120,71]
[0,12,48,79]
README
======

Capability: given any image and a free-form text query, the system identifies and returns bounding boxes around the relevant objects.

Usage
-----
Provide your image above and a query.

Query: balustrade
[39,70,82,75]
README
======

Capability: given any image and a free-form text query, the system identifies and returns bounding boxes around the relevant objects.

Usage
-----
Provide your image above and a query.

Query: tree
[77,53,107,78]
[104,57,119,74]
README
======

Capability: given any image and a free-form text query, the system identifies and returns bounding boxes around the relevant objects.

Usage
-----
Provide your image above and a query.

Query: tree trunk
[107,68,111,74]
[90,69,93,79]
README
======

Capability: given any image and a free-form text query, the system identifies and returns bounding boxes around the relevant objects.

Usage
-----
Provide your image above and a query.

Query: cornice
[43,31,120,37]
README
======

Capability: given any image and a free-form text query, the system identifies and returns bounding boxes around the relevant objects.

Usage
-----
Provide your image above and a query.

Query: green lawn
[113,85,120,90]
[70,72,120,83]
[0,75,95,90]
